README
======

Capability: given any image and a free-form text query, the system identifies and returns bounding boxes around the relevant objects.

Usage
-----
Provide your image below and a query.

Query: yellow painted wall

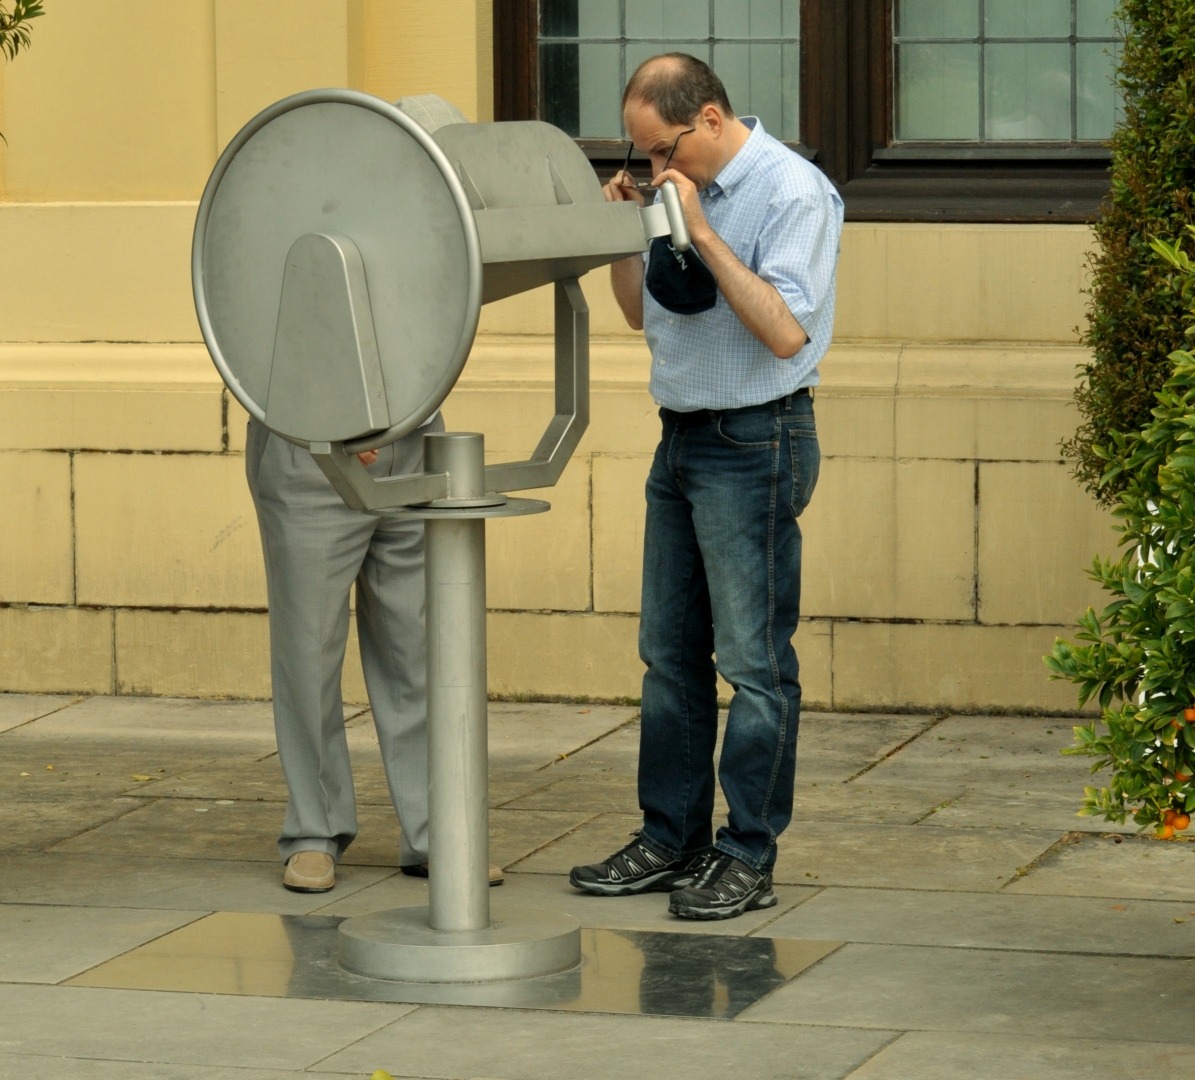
[0,1,1107,713]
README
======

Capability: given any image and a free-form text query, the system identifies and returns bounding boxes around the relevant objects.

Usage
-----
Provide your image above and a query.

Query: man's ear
[701,103,724,136]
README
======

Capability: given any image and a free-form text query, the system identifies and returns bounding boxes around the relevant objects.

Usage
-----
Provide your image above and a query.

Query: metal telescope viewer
[192,89,687,984]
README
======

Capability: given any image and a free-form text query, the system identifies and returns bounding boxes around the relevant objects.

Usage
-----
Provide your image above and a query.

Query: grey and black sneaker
[668,852,777,920]
[569,834,704,896]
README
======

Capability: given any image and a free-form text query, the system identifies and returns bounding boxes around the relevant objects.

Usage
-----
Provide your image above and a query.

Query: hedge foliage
[1048,232,1195,837]
[1064,0,1195,503]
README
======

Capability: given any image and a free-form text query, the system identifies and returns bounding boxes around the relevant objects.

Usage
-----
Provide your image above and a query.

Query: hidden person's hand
[356,450,379,466]
[602,169,645,207]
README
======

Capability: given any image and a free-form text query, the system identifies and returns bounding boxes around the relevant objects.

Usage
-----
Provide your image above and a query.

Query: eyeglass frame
[619,125,697,187]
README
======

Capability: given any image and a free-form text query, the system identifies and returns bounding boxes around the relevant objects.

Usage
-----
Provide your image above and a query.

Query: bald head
[622,53,735,128]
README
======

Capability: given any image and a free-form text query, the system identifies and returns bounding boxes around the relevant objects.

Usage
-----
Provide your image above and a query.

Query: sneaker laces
[689,852,761,900]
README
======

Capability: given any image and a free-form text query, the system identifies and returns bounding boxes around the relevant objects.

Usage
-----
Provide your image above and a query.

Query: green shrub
[1048,231,1195,837]
[1064,0,1195,504]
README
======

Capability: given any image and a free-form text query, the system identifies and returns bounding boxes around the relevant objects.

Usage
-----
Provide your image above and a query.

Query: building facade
[0,0,1114,711]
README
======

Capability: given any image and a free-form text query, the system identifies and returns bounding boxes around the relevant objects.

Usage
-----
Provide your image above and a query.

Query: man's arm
[656,168,808,360]
[602,170,646,331]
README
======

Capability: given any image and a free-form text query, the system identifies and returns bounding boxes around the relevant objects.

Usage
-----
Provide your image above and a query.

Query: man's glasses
[619,126,696,185]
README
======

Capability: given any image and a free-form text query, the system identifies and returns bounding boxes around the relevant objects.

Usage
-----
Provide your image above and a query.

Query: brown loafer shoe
[283,850,335,893]
[400,862,504,886]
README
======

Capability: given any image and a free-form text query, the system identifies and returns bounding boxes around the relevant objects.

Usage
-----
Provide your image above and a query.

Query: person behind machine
[247,94,503,894]
[569,54,843,919]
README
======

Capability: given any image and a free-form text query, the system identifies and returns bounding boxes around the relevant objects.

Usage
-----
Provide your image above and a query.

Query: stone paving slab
[920,789,1138,833]
[789,781,954,826]
[1006,831,1195,901]
[0,903,204,982]
[313,1004,899,1080]
[859,716,1093,786]
[0,693,79,733]
[740,942,1195,1043]
[0,1059,358,1080]
[795,712,938,783]
[763,886,1195,955]
[0,744,250,801]
[770,822,1064,889]
[848,1030,1195,1080]
[0,853,395,913]
[0,983,413,1070]
[0,794,146,853]
[51,797,594,871]
[485,702,638,769]
[10,695,283,742]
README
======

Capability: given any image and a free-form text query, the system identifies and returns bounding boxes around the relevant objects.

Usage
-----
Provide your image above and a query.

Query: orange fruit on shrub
[1177,773,1192,782]
[1158,824,1177,839]
[1164,809,1178,825]
[1177,814,1191,831]
[1185,708,1195,721]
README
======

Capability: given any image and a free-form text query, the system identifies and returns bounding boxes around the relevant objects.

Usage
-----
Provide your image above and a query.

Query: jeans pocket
[715,411,777,449]
[789,426,820,517]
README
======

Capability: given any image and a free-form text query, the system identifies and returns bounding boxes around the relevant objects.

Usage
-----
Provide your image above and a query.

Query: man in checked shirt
[569,53,844,919]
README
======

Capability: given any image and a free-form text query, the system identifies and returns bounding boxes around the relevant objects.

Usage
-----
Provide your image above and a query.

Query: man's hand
[603,169,645,206]
[654,168,712,247]
[356,450,378,466]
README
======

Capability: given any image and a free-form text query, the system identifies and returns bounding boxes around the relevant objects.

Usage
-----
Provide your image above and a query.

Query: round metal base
[375,496,550,520]
[338,902,581,983]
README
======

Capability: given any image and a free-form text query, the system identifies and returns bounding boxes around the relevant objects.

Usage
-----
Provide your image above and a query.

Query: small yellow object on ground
[371,1071,395,1080]
[130,775,153,781]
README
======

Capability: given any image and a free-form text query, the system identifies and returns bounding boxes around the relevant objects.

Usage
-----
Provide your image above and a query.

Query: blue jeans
[637,393,820,872]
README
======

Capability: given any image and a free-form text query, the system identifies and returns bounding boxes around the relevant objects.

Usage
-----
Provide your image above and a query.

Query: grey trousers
[245,416,442,865]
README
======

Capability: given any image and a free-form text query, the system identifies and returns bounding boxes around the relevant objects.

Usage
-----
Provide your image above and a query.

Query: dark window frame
[493,0,1112,222]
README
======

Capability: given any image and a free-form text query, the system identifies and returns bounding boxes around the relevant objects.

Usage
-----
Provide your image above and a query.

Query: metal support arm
[308,276,587,510]
[309,440,449,512]
[484,277,589,493]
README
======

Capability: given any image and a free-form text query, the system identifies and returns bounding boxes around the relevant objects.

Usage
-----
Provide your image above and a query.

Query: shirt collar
[705,116,763,198]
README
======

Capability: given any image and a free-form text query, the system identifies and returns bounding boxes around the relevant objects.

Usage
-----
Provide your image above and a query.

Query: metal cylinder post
[423,433,490,932]
[337,431,580,984]
[425,434,489,931]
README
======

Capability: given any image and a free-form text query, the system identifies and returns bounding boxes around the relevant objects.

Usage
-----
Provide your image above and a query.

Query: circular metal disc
[338,903,582,983]
[193,89,482,449]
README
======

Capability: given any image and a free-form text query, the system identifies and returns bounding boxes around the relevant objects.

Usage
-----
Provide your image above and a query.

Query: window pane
[1077,40,1120,140]
[985,42,1070,139]
[625,0,708,39]
[578,44,623,136]
[541,0,577,37]
[540,43,580,135]
[538,0,799,144]
[781,40,799,141]
[1077,0,1118,38]
[896,0,978,39]
[578,0,620,37]
[626,41,708,81]
[714,42,786,135]
[714,0,787,38]
[985,0,1069,39]
[896,43,979,140]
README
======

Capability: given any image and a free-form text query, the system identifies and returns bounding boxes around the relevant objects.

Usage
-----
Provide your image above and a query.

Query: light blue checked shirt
[642,117,844,411]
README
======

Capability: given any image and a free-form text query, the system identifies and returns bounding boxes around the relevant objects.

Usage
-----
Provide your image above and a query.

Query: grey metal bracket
[484,277,589,493]
[309,441,449,512]
[309,276,588,510]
